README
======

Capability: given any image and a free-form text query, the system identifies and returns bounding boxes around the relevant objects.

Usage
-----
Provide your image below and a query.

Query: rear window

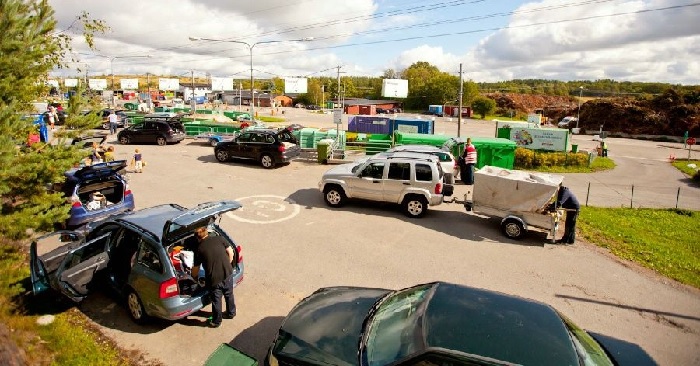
[415,163,433,181]
[388,163,410,180]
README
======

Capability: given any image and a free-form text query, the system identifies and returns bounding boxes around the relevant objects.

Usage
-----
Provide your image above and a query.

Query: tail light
[124,189,132,196]
[434,182,442,194]
[159,277,179,298]
[278,145,286,152]
[236,246,243,263]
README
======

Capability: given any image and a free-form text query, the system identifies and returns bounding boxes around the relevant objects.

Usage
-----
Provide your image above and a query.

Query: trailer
[461,166,564,241]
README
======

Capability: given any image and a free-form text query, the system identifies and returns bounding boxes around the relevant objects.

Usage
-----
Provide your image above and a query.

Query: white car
[558,116,578,129]
[386,144,459,184]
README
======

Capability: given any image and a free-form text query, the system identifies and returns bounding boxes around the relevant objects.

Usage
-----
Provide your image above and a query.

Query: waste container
[571,144,578,153]
[124,102,138,111]
[317,138,334,164]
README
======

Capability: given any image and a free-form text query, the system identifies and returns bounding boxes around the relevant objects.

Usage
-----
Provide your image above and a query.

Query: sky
[49,0,700,85]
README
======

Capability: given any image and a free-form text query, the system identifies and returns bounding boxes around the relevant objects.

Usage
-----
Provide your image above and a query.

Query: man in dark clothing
[553,186,581,244]
[192,226,236,328]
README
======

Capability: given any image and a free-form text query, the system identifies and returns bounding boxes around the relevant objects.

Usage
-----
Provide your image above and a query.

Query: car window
[362,162,385,179]
[157,123,170,132]
[388,163,410,180]
[144,122,156,130]
[264,134,275,143]
[415,163,433,182]
[237,133,252,142]
[130,124,143,131]
[65,233,110,270]
[436,152,452,162]
[136,242,163,273]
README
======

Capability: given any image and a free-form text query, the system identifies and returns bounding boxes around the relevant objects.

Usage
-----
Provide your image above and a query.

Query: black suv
[214,129,301,168]
[117,113,186,146]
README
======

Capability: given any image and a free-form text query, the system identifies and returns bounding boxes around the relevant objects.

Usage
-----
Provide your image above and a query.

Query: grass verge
[522,157,616,173]
[0,239,158,365]
[672,159,700,179]
[578,207,700,288]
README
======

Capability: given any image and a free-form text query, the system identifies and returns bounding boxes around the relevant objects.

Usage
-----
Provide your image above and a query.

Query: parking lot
[71,109,699,365]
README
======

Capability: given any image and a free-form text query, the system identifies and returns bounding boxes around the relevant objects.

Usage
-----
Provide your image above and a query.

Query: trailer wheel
[209,138,218,147]
[501,218,525,240]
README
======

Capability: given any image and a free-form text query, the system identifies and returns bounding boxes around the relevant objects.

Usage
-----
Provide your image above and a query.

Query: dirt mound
[487,90,700,136]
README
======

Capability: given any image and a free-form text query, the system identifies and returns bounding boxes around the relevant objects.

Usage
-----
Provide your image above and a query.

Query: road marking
[226,195,301,224]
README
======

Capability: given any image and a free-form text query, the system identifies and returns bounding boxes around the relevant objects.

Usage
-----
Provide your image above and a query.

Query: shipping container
[428,105,443,116]
[393,118,434,134]
[358,105,376,115]
[348,115,392,134]
[443,105,472,117]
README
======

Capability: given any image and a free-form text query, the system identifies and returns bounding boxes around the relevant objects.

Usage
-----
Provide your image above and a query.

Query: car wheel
[323,185,347,207]
[402,195,428,218]
[209,139,218,147]
[260,153,276,169]
[126,290,148,324]
[215,149,229,162]
[501,218,525,240]
[119,136,130,145]
[156,136,167,146]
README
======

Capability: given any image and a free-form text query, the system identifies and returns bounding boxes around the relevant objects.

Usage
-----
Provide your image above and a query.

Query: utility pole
[336,65,342,109]
[457,63,463,137]
[336,65,343,142]
[190,70,196,111]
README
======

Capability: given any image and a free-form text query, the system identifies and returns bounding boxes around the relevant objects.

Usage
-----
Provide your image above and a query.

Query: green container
[317,139,334,163]
[297,128,346,149]
[325,101,334,109]
[123,102,138,111]
[496,127,511,139]
[571,144,578,153]
[393,131,451,147]
[446,137,516,169]
[366,134,392,155]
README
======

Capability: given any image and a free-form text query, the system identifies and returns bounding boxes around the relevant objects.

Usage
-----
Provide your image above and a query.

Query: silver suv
[319,152,454,218]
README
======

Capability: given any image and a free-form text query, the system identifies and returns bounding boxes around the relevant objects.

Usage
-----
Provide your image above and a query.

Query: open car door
[30,231,84,296]
[53,232,112,302]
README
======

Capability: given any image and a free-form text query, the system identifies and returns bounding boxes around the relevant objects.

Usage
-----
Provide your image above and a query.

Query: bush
[514,147,589,169]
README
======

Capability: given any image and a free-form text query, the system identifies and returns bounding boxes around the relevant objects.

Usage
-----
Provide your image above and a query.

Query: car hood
[322,162,360,179]
[272,286,389,366]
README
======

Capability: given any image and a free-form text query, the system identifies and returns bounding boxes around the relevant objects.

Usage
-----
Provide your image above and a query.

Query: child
[104,146,115,162]
[131,148,143,173]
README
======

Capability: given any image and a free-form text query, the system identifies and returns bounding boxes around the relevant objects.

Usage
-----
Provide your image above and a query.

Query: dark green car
[266,282,616,366]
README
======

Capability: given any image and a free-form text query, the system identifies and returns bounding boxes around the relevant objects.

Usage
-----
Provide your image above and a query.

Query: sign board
[687,137,696,146]
[46,80,59,88]
[284,77,308,94]
[397,124,419,133]
[381,79,408,98]
[121,78,139,90]
[64,79,78,87]
[211,77,234,91]
[159,78,180,91]
[509,127,569,151]
[89,79,107,90]
[333,109,342,124]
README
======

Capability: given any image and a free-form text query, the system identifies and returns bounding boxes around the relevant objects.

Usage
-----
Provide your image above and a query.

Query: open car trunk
[77,178,124,210]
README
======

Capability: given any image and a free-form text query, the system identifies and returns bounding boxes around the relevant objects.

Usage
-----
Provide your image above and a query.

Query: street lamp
[189,36,313,121]
[576,86,584,129]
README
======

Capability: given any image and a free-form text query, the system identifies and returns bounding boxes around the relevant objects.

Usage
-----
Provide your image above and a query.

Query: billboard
[284,77,308,94]
[211,77,234,91]
[509,127,569,152]
[159,78,180,91]
[89,79,108,90]
[381,79,408,98]
[46,80,59,88]
[64,78,78,87]
[121,78,139,90]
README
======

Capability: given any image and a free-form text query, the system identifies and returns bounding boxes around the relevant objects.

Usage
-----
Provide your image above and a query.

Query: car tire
[501,218,525,240]
[156,136,167,146]
[119,136,130,145]
[215,149,229,162]
[260,153,275,169]
[323,185,346,207]
[209,139,218,147]
[126,290,148,324]
[402,195,428,218]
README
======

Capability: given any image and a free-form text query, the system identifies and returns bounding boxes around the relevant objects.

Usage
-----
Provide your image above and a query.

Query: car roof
[391,144,442,152]
[376,151,441,162]
[422,282,578,365]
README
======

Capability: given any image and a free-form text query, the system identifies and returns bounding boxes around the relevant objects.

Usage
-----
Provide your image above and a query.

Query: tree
[0,0,106,239]
[472,96,497,119]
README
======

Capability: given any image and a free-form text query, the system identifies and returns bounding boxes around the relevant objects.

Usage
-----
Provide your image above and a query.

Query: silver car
[29,200,245,324]
[387,144,459,184]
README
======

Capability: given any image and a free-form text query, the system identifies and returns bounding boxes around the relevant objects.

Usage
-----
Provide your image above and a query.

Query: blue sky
[50,0,700,84]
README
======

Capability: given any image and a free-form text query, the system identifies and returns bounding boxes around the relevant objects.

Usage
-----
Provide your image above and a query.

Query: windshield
[363,284,433,366]
[351,158,371,174]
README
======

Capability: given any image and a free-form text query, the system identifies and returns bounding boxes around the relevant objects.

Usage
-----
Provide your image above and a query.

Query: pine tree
[0,1,106,239]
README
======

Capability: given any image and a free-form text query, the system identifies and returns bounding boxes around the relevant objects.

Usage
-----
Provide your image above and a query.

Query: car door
[127,123,145,142]
[30,231,83,295]
[230,132,252,159]
[383,162,411,203]
[352,162,386,201]
[128,237,167,311]
[245,132,264,159]
[53,231,112,302]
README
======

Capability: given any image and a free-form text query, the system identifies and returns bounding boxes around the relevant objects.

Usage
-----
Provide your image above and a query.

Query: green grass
[0,241,139,365]
[257,116,286,123]
[672,159,700,177]
[578,207,700,288]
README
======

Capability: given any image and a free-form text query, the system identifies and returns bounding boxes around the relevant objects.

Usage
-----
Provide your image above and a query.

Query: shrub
[514,147,590,169]
[514,147,534,168]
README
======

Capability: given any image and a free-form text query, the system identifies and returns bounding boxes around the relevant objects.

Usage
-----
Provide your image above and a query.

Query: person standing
[108,110,119,135]
[460,137,477,185]
[191,226,236,328]
[47,106,58,131]
[553,186,580,244]
[601,140,608,157]
[131,148,143,173]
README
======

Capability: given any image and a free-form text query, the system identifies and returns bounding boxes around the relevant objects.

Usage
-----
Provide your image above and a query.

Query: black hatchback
[214,129,301,168]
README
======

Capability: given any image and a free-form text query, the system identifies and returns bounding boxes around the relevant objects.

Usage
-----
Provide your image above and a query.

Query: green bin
[571,144,578,153]
[317,138,334,164]
[123,102,138,111]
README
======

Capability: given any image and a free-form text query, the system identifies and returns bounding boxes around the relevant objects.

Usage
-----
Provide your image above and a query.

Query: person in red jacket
[460,138,477,185]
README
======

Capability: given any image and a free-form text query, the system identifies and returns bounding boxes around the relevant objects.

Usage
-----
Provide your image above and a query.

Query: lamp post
[576,86,584,129]
[189,36,313,121]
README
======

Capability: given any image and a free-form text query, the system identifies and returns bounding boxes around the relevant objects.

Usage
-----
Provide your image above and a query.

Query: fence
[580,182,699,210]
